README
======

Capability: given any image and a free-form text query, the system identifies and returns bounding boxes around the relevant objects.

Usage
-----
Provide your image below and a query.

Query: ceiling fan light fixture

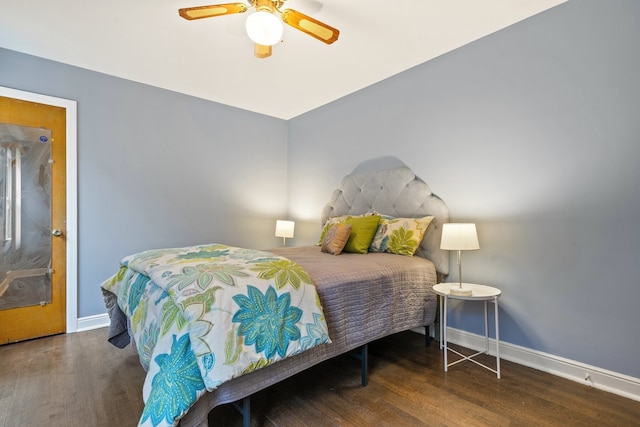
[245,11,283,46]
[179,0,339,57]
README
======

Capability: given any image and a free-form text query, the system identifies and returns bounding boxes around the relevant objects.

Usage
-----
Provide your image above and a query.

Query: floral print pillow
[369,215,434,256]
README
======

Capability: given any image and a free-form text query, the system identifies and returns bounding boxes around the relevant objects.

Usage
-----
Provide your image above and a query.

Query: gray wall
[288,0,640,378]
[1,48,289,317]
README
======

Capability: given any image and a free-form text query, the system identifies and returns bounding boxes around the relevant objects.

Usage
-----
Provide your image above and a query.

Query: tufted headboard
[321,165,450,277]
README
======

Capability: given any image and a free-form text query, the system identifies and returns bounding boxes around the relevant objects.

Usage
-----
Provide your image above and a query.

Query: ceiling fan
[178,0,339,58]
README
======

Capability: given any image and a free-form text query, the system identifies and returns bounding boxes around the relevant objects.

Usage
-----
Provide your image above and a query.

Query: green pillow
[343,215,381,254]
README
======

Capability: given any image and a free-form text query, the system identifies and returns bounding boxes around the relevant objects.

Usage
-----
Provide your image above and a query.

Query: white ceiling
[0,0,566,120]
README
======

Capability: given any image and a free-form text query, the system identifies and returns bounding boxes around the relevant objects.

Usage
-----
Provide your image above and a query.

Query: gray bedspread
[179,245,438,426]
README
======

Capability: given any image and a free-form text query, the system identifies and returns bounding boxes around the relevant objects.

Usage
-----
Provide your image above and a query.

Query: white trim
[77,313,110,332]
[445,327,640,403]
[0,86,78,333]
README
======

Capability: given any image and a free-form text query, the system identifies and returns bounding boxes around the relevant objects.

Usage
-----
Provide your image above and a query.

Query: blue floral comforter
[101,243,330,426]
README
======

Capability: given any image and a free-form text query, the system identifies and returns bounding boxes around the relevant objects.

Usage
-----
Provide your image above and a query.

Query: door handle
[51,229,63,237]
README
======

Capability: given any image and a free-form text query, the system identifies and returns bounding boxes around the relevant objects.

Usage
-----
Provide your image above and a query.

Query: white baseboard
[443,327,640,403]
[76,313,110,332]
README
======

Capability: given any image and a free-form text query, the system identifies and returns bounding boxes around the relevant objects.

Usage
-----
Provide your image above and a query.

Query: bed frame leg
[361,344,368,386]
[232,396,250,427]
[353,344,368,386]
[425,325,432,347]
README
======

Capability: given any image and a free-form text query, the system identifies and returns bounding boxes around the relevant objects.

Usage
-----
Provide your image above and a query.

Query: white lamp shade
[246,11,283,46]
[440,223,479,250]
[275,220,295,239]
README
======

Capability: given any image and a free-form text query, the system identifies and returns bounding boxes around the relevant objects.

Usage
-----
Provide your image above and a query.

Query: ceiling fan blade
[179,3,248,20]
[254,43,272,59]
[280,9,339,45]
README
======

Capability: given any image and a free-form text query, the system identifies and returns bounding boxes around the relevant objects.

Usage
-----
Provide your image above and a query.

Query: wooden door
[0,96,67,343]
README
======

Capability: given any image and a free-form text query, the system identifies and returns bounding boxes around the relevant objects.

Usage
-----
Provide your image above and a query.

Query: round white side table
[432,283,502,378]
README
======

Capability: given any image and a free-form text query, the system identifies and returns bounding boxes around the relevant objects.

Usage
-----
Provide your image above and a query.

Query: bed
[102,163,449,427]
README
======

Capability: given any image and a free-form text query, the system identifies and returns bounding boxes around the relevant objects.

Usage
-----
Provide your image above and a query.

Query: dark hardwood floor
[1,328,639,426]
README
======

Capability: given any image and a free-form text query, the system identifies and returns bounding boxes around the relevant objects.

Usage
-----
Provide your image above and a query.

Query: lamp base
[450,284,473,296]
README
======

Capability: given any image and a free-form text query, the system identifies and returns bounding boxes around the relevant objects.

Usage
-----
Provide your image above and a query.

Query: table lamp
[440,223,479,296]
[275,220,295,246]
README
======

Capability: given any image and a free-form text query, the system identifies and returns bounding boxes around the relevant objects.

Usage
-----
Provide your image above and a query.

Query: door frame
[0,85,78,332]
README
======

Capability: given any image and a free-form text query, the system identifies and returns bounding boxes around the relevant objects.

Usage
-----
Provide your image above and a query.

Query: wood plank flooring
[1,328,639,426]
